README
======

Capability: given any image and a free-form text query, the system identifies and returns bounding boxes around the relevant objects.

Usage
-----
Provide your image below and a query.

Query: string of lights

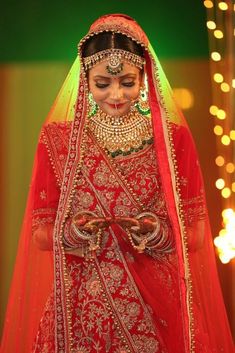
[204,0,235,263]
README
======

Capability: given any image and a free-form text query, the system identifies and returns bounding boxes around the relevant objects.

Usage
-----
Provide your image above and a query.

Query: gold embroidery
[182,194,206,225]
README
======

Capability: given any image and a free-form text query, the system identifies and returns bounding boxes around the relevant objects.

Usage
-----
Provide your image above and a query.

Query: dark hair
[82,32,144,58]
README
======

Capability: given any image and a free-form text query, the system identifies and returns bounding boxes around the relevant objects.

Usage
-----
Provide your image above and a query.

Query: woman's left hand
[114,216,157,234]
[135,217,157,234]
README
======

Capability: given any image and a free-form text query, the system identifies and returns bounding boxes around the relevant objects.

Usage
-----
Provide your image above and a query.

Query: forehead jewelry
[106,32,123,75]
[83,33,145,75]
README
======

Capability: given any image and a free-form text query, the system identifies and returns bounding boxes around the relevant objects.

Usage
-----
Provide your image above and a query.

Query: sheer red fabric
[1,13,234,353]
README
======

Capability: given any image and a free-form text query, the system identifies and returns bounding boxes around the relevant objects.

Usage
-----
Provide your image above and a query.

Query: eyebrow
[93,73,137,80]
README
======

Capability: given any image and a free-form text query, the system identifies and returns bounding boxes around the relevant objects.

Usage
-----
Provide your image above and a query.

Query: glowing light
[221,135,230,145]
[221,83,230,92]
[172,88,194,109]
[218,2,228,10]
[230,130,235,140]
[211,52,221,61]
[215,156,225,166]
[216,109,226,120]
[214,30,224,39]
[222,208,234,219]
[210,105,218,116]
[214,208,235,263]
[213,73,223,83]
[215,178,225,189]
[226,163,235,173]
[207,21,216,30]
[221,187,231,198]
[232,79,235,88]
[204,0,213,8]
[232,183,235,192]
[214,125,223,135]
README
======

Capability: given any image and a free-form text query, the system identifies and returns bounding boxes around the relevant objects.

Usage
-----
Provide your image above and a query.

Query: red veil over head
[1,14,234,353]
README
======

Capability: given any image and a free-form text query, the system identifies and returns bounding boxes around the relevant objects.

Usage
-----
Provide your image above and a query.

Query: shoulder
[37,121,73,186]
[40,121,73,144]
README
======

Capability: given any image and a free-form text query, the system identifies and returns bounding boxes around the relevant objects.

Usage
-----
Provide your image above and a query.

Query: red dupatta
[1,14,234,353]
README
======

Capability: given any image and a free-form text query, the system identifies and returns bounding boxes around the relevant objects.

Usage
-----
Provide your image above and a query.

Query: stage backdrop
[0,0,234,338]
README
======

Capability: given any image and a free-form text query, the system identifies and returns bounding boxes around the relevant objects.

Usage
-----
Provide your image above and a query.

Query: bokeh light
[230,130,235,140]
[172,88,194,109]
[221,83,230,92]
[214,125,223,135]
[214,30,224,39]
[214,208,235,263]
[211,52,221,61]
[213,73,223,82]
[221,187,231,198]
[216,109,226,120]
[215,178,225,189]
[221,135,230,145]
[218,2,228,10]
[210,105,218,115]
[215,156,225,166]
[207,21,216,30]
[226,163,235,173]
[204,0,213,8]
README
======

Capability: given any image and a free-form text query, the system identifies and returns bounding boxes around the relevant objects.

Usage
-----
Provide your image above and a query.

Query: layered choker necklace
[88,108,154,158]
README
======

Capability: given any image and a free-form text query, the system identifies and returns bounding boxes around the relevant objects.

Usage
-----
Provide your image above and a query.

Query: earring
[88,92,98,117]
[135,86,150,115]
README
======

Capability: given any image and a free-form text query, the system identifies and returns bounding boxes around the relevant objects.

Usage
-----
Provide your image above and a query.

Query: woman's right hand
[72,212,112,234]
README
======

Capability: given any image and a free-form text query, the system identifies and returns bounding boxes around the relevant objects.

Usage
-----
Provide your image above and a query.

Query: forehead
[88,59,140,78]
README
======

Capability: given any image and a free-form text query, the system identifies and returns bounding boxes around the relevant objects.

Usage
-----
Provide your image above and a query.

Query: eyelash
[95,82,135,89]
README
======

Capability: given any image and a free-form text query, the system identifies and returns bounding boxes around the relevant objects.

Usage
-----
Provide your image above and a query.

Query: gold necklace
[88,108,153,157]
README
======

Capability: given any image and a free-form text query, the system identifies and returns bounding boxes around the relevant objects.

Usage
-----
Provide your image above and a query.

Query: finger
[130,226,140,232]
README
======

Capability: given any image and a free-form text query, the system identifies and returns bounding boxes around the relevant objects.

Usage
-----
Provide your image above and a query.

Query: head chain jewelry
[83,49,145,74]
[83,32,145,75]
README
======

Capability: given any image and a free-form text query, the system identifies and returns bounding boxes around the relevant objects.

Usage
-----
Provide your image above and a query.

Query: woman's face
[88,59,142,116]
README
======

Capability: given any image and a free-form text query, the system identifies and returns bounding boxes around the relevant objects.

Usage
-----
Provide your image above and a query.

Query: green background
[0,0,208,62]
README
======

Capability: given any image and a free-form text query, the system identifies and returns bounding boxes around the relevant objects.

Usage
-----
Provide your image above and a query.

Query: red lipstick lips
[107,103,126,109]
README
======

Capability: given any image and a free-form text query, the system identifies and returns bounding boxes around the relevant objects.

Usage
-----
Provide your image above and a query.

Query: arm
[32,136,60,251]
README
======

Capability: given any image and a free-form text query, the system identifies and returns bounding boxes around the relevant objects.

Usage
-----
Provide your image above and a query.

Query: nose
[109,85,123,101]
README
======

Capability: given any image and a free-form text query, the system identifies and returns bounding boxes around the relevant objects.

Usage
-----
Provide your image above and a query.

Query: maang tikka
[106,32,123,75]
[83,32,145,74]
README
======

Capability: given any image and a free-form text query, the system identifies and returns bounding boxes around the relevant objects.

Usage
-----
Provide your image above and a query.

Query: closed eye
[122,81,135,87]
[95,83,109,89]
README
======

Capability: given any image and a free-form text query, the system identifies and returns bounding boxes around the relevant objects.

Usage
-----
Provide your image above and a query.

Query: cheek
[126,86,141,100]
[89,84,107,102]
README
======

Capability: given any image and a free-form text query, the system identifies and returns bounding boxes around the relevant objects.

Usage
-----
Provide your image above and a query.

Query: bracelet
[63,210,104,255]
[126,212,173,254]
[71,222,92,241]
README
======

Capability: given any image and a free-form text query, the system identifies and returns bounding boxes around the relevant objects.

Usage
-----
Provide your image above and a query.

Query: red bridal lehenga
[33,122,187,353]
[1,14,234,353]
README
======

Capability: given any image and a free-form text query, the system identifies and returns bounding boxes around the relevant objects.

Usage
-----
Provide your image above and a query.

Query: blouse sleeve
[31,134,61,234]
